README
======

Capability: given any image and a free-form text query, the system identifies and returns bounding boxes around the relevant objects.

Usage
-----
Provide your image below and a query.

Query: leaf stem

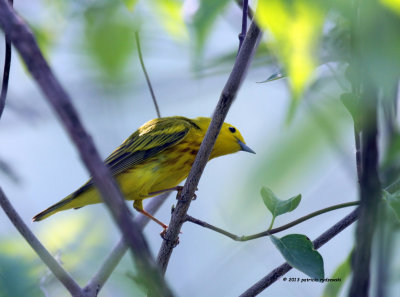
[185,201,359,241]
[268,216,275,231]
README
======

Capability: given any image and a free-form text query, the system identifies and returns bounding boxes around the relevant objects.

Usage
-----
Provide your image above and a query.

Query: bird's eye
[229,127,236,133]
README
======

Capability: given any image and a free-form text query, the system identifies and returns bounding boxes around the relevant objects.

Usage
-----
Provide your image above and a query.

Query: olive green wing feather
[70,118,196,198]
[105,120,191,176]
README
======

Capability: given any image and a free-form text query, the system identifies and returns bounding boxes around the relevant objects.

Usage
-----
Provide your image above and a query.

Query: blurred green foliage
[256,0,325,99]
[190,0,230,58]
[83,2,138,83]
[151,0,188,41]
[321,252,351,297]
[0,252,43,297]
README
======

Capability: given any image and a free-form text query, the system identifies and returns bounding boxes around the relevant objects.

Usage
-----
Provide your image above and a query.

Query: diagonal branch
[0,187,83,297]
[0,2,172,296]
[156,20,262,274]
[83,193,169,296]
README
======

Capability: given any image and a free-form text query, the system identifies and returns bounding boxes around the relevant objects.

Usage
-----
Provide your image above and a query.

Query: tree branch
[238,0,248,53]
[0,0,12,119]
[185,201,359,241]
[156,20,261,275]
[0,2,172,296]
[239,208,359,297]
[83,193,169,296]
[348,84,380,296]
[0,187,83,297]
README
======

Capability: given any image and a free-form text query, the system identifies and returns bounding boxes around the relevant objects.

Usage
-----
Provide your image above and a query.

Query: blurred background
[2,0,398,296]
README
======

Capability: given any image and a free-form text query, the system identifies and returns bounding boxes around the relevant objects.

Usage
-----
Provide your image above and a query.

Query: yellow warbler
[33,116,254,229]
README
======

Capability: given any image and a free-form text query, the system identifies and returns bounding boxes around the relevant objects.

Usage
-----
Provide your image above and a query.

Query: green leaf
[271,234,324,279]
[257,70,286,83]
[152,0,188,40]
[381,0,400,15]
[321,252,351,297]
[261,187,301,218]
[84,4,137,82]
[123,0,139,11]
[255,0,325,99]
[340,93,359,122]
[383,190,400,221]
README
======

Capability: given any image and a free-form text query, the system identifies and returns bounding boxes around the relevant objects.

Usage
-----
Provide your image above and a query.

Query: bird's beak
[238,140,256,154]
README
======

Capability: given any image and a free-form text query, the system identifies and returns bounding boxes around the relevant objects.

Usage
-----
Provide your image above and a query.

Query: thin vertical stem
[238,0,248,53]
[135,31,161,118]
[0,0,12,119]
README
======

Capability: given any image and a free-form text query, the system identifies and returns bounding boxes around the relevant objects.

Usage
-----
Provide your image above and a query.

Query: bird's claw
[176,187,198,201]
[160,228,168,239]
[160,229,181,247]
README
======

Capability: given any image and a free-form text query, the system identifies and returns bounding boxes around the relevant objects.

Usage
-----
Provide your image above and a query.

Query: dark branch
[156,20,261,275]
[0,2,172,296]
[83,193,169,296]
[239,208,359,297]
[135,31,161,118]
[349,85,381,296]
[0,187,83,296]
[0,0,12,119]
[185,201,359,241]
[238,0,248,53]
[236,0,254,20]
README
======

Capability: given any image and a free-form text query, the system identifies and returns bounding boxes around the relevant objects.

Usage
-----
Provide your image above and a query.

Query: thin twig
[155,20,261,276]
[0,0,12,119]
[239,208,359,297]
[0,187,83,297]
[185,201,359,241]
[135,31,161,118]
[236,0,254,21]
[238,0,248,53]
[83,193,169,296]
[0,2,172,296]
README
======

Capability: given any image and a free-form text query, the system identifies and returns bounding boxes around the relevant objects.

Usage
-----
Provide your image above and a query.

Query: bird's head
[194,117,255,159]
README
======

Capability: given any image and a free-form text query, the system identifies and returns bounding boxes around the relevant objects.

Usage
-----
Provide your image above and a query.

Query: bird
[32,116,255,230]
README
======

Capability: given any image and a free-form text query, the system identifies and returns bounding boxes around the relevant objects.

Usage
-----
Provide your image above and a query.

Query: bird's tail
[32,195,76,222]
[33,182,94,222]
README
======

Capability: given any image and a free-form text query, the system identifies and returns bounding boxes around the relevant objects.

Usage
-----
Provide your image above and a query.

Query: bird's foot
[175,186,198,201]
[160,228,180,247]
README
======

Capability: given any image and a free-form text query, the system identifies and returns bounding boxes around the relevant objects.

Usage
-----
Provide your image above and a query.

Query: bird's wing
[104,118,192,177]
[68,118,198,198]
